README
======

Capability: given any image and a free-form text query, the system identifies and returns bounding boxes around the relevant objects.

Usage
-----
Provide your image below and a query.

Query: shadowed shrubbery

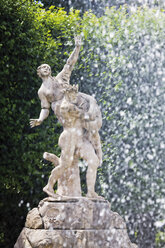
[0,1,164,247]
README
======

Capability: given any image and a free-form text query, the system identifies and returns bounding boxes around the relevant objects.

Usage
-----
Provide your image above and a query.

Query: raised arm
[56,36,81,84]
[66,36,81,70]
[30,89,50,128]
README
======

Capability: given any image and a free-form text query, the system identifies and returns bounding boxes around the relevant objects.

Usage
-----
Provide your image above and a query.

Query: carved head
[37,64,51,78]
[65,85,78,104]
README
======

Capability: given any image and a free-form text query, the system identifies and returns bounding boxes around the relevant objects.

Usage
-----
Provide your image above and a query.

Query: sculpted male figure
[30,36,82,129]
[43,85,100,198]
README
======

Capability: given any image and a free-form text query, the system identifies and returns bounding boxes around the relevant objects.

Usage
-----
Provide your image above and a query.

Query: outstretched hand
[74,35,82,47]
[30,119,42,128]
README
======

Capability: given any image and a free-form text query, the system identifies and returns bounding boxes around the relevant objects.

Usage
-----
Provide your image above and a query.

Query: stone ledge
[15,198,138,248]
[25,198,126,230]
[15,228,137,248]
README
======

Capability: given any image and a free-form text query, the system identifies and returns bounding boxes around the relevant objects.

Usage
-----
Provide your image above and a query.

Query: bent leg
[43,130,76,197]
[43,166,63,197]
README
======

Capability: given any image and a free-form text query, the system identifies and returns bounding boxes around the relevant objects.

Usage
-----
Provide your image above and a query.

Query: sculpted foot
[43,185,56,198]
[86,191,104,200]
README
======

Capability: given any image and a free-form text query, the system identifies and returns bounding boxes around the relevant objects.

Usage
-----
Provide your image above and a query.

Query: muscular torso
[58,101,84,150]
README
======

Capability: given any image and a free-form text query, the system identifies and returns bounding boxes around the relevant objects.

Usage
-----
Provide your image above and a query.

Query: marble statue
[14,36,138,248]
[30,36,102,199]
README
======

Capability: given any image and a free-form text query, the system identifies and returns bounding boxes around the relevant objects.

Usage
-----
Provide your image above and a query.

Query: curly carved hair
[65,84,78,94]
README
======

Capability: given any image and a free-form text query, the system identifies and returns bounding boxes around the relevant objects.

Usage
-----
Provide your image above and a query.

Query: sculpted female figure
[30,36,82,129]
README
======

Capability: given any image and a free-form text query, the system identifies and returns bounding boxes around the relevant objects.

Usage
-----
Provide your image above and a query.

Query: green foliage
[40,0,165,16]
[156,231,165,248]
[0,1,80,247]
[0,1,165,247]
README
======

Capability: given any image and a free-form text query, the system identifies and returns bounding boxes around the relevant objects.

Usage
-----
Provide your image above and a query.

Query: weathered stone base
[14,197,138,248]
[15,228,137,248]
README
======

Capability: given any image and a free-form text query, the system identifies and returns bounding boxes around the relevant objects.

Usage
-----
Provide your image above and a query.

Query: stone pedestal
[14,197,138,248]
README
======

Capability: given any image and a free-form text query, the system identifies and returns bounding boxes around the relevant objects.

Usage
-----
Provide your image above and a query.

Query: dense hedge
[0,1,81,247]
[0,1,164,247]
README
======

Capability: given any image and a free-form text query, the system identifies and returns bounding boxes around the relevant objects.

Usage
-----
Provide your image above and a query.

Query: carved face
[37,64,51,78]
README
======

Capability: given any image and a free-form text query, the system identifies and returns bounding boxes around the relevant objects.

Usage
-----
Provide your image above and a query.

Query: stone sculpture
[43,85,102,199]
[14,198,138,248]
[14,37,138,248]
[30,36,102,199]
